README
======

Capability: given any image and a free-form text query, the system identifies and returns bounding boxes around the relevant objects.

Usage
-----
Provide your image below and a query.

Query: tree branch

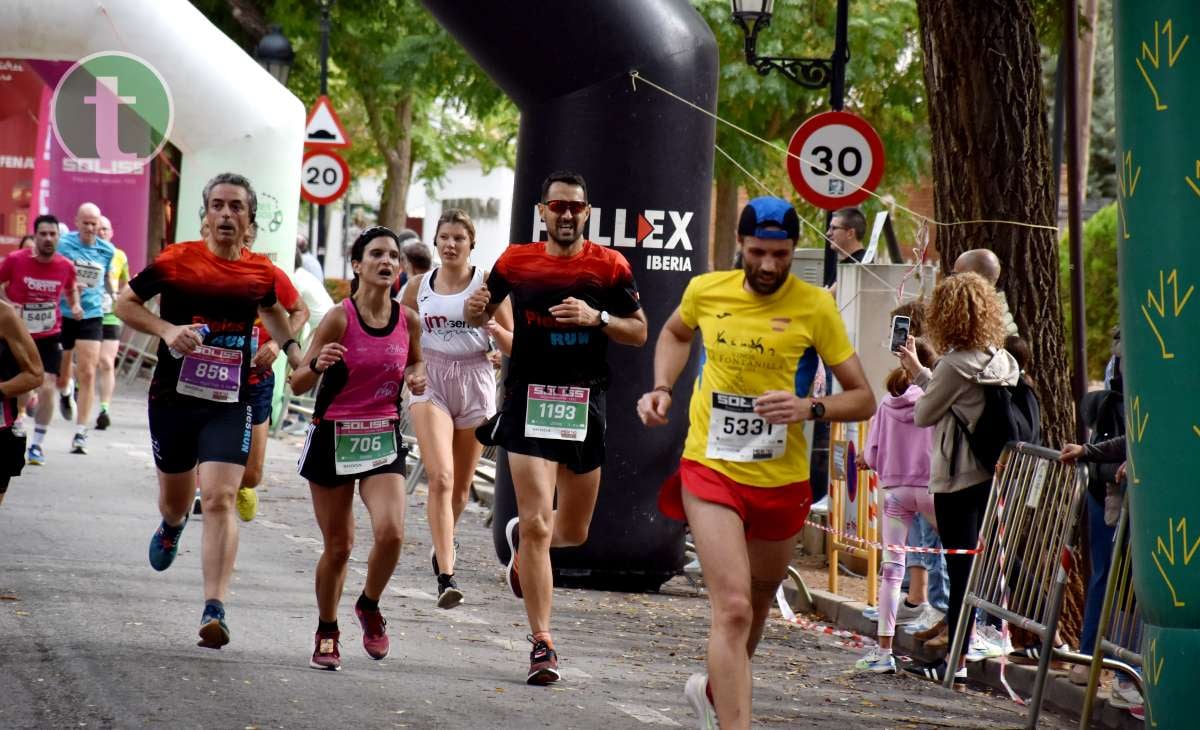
[224,0,270,41]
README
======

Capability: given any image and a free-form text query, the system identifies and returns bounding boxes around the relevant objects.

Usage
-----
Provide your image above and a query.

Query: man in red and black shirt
[116,173,304,651]
[464,170,646,685]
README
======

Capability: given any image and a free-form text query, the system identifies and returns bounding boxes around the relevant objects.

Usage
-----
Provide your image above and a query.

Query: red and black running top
[128,241,278,402]
[487,241,640,390]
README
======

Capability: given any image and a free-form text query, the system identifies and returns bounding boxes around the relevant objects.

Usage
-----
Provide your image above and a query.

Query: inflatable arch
[0,0,305,263]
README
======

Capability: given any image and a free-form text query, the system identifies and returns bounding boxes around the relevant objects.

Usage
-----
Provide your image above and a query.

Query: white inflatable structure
[0,0,305,263]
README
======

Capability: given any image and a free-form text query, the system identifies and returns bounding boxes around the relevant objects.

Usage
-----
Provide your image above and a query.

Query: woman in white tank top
[402,209,512,609]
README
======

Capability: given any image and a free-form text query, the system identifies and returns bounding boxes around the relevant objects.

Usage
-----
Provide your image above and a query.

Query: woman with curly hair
[896,272,1021,683]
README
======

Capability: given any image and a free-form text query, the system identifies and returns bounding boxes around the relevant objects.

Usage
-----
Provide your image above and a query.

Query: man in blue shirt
[56,202,115,455]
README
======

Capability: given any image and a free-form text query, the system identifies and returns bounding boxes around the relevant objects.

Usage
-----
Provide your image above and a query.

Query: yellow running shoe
[236,486,258,522]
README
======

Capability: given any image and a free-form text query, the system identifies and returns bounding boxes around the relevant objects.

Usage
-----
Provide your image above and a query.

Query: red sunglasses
[544,200,588,215]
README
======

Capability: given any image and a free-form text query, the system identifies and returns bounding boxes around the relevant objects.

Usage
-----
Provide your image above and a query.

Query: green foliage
[1060,203,1119,379]
[691,0,930,243]
[191,0,517,206]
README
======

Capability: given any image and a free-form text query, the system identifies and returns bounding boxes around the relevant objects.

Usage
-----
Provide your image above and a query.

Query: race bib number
[706,392,787,462]
[75,260,103,289]
[21,302,57,334]
[176,345,242,402]
[334,419,398,475]
[524,384,589,442]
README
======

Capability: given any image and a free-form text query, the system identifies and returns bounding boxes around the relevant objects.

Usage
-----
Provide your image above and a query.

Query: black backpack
[951,377,1041,474]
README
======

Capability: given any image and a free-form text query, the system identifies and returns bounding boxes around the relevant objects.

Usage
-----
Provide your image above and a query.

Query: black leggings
[934,480,992,652]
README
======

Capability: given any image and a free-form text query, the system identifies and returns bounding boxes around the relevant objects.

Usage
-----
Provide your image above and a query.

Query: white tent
[0,0,305,263]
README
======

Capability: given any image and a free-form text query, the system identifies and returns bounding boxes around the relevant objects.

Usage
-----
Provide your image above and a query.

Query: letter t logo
[84,76,137,161]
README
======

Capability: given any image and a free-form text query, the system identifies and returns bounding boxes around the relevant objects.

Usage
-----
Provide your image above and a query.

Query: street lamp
[730,0,848,104]
[255,24,294,87]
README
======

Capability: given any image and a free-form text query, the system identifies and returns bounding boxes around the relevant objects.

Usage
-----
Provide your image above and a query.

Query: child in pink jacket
[855,364,937,673]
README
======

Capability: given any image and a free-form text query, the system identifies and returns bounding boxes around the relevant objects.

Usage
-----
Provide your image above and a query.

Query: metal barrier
[1079,496,1146,729]
[826,420,879,606]
[944,442,1087,730]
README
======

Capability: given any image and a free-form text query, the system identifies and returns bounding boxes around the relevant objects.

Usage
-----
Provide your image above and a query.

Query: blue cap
[737,196,800,241]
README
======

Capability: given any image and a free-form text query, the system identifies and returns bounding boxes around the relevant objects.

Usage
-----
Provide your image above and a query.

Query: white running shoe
[1110,674,1144,709]
[966,626,1010,662]
[854,647,897,673]
[903,603,945,634]
[896,600,928,623]
[684,673,718,729]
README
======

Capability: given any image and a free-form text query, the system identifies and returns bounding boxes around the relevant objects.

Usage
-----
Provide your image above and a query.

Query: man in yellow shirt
[638,196,876,730]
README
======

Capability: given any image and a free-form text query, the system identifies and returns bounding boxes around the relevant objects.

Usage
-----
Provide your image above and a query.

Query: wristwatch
[809,400,826,420]
[598,310,611,328]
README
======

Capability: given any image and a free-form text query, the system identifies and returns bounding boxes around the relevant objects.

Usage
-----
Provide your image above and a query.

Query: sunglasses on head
[544,200,588,215]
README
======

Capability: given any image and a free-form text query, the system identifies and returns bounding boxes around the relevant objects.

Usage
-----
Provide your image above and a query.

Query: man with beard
[0,214,81,463]
[464,170,647,684]
[637,196,875,729]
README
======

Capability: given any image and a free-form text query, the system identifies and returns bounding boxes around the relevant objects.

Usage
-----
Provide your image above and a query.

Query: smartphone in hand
[889,315,911,353]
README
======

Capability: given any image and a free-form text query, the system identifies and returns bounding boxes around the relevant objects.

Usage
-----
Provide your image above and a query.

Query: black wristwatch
[809,400,826,420]
[310,357,325,374]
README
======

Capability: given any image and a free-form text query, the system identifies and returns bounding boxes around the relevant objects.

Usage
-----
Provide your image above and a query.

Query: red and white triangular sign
[304,95,350,148]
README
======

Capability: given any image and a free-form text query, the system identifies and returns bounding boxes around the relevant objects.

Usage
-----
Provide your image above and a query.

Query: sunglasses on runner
[543,200,589,215]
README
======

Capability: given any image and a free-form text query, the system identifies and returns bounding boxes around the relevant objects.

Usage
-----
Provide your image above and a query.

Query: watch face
[811,402,825,418]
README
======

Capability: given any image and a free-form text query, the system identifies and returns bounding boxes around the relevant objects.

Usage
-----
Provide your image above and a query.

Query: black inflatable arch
[423,0,718,587]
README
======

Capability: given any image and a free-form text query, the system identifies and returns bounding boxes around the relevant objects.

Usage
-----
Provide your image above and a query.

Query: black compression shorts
[148,399,253,473]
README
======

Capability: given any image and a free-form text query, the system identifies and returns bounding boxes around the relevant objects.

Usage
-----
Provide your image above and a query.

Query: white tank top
[416,266,491,355]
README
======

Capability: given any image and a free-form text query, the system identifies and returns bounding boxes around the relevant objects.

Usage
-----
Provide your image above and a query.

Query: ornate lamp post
[254,24,295,87]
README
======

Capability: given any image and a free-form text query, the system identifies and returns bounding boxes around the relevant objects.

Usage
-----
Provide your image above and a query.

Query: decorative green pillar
[1114,1,1200,725]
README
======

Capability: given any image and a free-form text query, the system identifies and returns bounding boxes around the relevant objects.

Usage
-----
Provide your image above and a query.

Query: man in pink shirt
[0,214,82,465]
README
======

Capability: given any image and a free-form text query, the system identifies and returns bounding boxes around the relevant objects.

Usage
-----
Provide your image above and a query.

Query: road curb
[782,582,1144,729]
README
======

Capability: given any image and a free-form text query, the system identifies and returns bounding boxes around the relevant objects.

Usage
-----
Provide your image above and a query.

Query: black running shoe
[526,636,560,685]
[95,409,110,430]
[904,659,966,684]
[437,573,463,610]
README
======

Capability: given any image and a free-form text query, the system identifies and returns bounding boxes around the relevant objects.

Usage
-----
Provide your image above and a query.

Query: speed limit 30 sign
[301,148,351,205]
[786,111,885,210]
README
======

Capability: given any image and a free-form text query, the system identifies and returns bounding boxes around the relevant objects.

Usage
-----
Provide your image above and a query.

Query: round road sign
[301,149,351,205]
[786,111,885,210]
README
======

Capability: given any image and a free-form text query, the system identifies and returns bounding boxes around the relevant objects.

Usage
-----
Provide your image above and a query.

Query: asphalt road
[0,385,1073,729]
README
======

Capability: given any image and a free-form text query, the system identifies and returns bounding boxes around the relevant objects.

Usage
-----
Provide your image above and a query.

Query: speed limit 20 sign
[786,111,885,210]
[301,148,351,205]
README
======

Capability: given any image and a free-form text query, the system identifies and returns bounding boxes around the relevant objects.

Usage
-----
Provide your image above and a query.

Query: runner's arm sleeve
[606,257,641,316]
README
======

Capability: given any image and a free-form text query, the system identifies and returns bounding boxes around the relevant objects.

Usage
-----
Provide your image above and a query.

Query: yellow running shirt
[679,270,854,487]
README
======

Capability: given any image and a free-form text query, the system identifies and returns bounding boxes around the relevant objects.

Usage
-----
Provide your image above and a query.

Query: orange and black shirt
[128,241,277,402]
[486,241,640,390]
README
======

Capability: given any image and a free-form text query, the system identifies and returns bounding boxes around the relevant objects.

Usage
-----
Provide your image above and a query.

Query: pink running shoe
[355,605,390,659]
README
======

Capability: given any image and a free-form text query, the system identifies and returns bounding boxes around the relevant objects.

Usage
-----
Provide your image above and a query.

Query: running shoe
[236,487,258,522]
[310,630,341,671]
[1008,641,1068,664]
[26,443,44,466]
[148,515,188,571]
[197,605,230,649]
[437,573,464,610]
[896,600,929,624]
[526,635,560,685]
[904,659,966,684]
[903,604,945,634]
[967,626,1010,662]
[684,672,718,729]
[354,604,389,659]
[95,408,110,431]
[1110,674,1144,709]
[855,647,898,673]
[59,391,75,421]
[504,516,522,599]
[70,431,87,455]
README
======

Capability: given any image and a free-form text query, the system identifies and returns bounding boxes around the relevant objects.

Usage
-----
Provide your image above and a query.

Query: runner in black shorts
[463,171,646,684]
[291,227,425,671]
[0,214,81,465]
[0,300,48,507]
[116,172,303,650]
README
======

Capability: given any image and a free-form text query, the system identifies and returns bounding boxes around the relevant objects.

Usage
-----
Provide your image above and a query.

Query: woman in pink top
[855,348,939,674]
[291,227,426,672]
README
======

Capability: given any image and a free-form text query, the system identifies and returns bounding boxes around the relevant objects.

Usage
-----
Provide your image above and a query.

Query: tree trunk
[711,173,739,271]
[372,96,414,231]
[916,0,1082,644]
